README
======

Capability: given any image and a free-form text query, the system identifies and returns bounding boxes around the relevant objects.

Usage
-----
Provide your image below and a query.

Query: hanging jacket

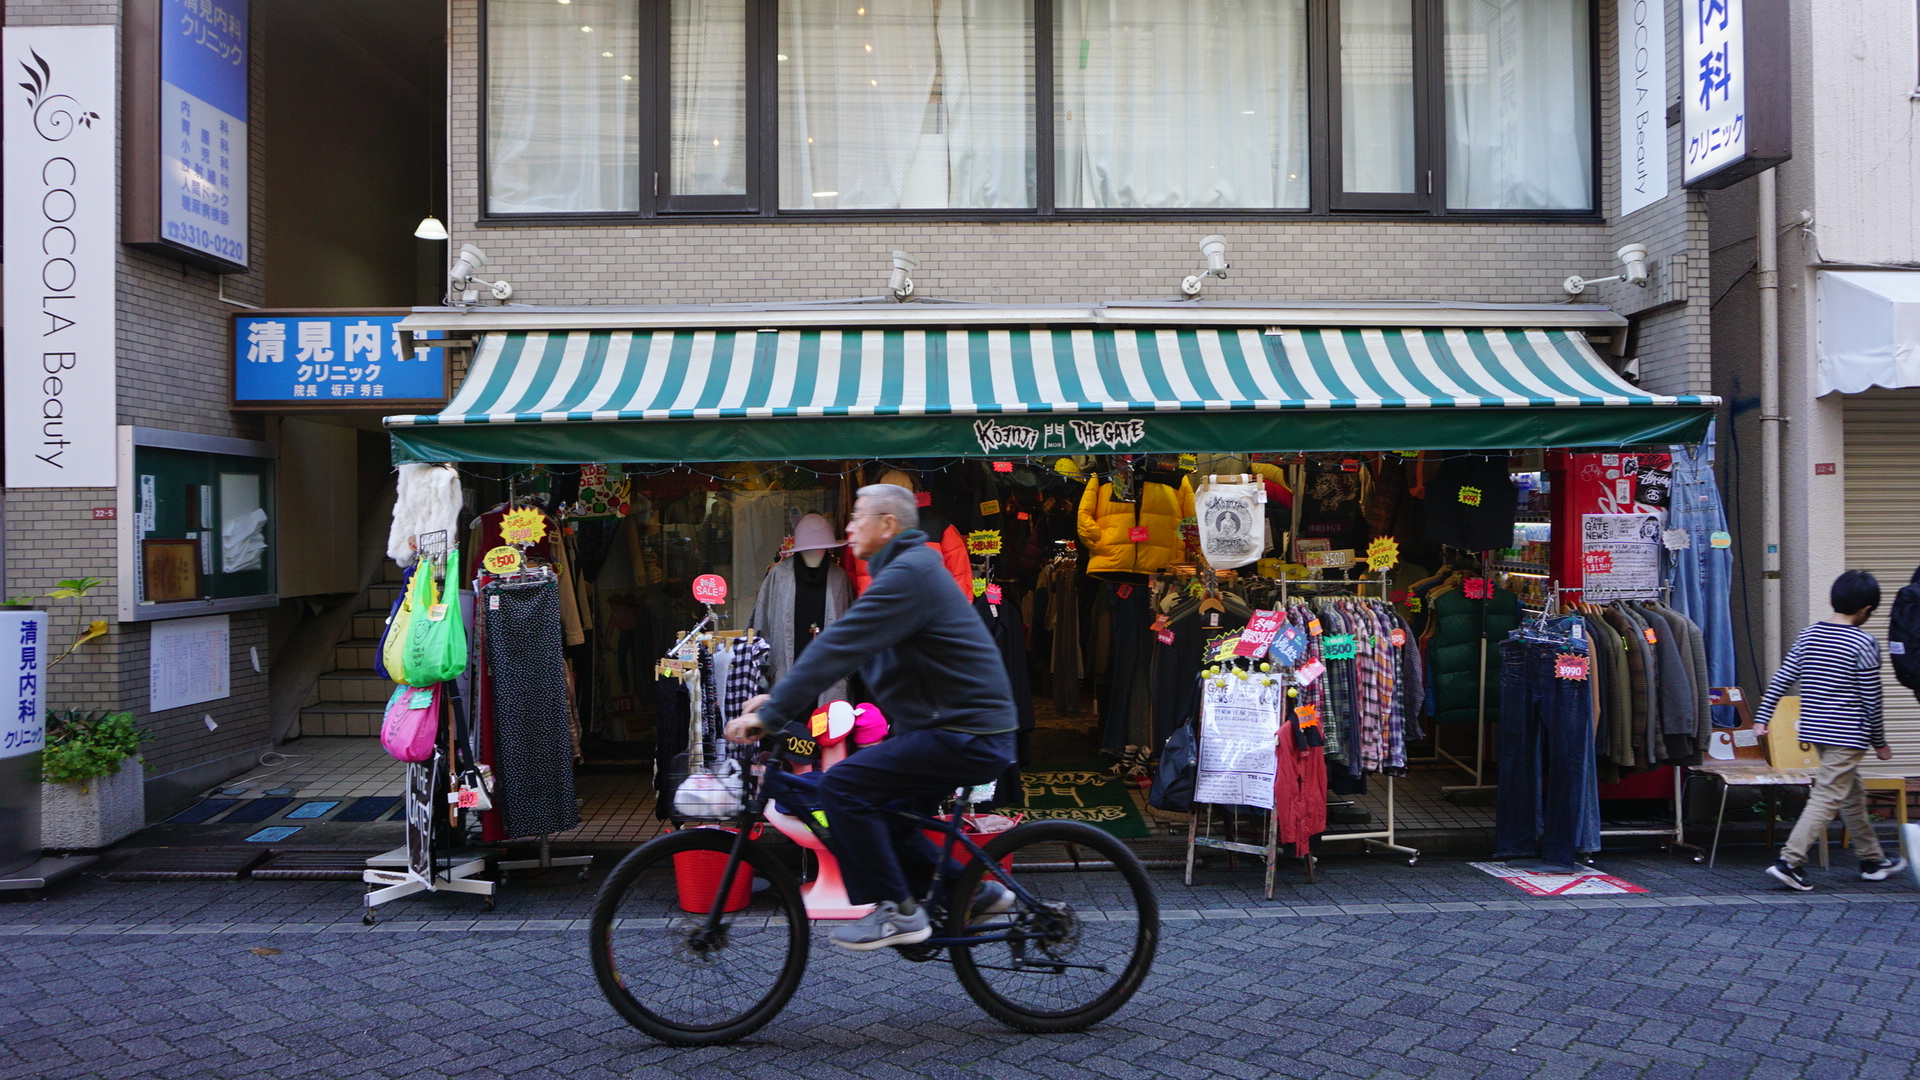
[1427,585,1523,725]
[1077,475,1195,578]
[846,521,972,599]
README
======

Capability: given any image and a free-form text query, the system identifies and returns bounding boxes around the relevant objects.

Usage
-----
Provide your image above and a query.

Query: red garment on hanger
[1273,724,1328,847]
[843,525,973,598]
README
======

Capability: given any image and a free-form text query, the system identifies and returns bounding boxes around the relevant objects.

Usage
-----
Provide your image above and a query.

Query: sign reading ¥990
[233,313,443,405]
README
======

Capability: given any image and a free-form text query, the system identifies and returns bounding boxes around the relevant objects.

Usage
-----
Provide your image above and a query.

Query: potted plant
[8,576,140,849]
[39,710,150,849]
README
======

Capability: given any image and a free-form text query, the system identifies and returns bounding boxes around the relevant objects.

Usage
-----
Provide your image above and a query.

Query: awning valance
[1817,271,1920,395]
[387,327,1717,463]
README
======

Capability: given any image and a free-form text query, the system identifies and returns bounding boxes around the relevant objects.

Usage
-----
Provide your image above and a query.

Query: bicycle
[588,751,1160,1046]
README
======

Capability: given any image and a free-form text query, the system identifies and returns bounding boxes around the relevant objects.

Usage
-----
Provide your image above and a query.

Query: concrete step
[382,559,406,584]
[335,638,380,671]
[351,610,391,640]
[300,705,384,738]
[366,582,403,612]
[318,671,393,704]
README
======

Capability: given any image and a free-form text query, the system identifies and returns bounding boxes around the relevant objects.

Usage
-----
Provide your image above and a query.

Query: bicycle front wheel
[948,820,1159,1033]
[588,827,808,1046]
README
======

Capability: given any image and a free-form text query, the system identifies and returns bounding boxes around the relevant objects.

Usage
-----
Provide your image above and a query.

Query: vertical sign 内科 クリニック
[161,0,249,268]
[3,26,118,489]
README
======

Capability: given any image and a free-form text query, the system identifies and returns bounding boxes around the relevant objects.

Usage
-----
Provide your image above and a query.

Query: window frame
[476,0,1602,225]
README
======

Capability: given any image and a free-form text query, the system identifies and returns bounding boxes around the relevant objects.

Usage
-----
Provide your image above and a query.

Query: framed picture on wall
[142,538,202,602]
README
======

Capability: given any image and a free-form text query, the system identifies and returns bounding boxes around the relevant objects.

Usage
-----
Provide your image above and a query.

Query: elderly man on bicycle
[727,482,1018,951]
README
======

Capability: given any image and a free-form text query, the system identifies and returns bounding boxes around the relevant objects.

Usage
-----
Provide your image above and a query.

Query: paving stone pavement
[4,849,1919,1079]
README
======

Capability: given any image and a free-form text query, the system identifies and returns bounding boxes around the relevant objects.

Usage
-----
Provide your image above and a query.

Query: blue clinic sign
[235,315,443,403]
[162,0,249,267]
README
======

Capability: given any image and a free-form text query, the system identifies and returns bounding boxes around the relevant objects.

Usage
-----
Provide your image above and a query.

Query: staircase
[299,561,405,737]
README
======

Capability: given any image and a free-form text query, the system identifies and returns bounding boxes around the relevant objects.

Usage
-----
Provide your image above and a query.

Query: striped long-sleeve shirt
[1753,621,1885,749]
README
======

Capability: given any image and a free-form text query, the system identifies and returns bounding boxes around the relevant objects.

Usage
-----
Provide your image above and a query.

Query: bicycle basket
[672,756,745,820]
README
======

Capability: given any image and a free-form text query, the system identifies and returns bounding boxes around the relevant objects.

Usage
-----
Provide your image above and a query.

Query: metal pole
[1757,168,1783,674]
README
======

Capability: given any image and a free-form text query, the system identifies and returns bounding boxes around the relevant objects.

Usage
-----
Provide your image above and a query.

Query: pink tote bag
[381,682,441,763]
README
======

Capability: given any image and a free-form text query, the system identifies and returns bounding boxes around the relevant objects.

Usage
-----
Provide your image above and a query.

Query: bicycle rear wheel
[948,820,1159,1033]
[589,828,808,1045]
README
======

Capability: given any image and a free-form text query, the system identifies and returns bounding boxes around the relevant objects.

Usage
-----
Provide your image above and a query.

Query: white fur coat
[387,464,464,566]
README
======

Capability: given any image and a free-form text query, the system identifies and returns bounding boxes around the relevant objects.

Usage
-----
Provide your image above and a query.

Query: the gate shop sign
[972,418,1148,454]
[3,26,118,489]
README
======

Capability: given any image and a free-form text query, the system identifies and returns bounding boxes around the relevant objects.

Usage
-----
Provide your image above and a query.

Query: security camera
[1616,243,1650,287]
[1181,235,1231,298]
[888,250,919,302]
[1563,242,1651,295]
[448,244,513,305]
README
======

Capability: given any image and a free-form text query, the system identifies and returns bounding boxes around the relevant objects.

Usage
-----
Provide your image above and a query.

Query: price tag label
[972,578,988,598]
[498,507,548,547]
[427,602,449,623]
[1643,627,1658,645]
[1306,617,1322,636]
[1709,530,1732,549]
[1128,525,1151,543]
[1236,610,1283,657]
[457,788,480,809]
[1662,529,1692,551]
[1115,584,1133,600]
[1157,629,1177,645]
[692,574,728,605]
[1389,628,1406,647]
[1294,659,1326,686]
[979,500,1001,517]
[1554,652,1589,680]
[992,461,1014,473]
[1364,537,1400,572]
[985,584,1003,605]
[916,491,933,507]
[482,546,523,575]
[1462,578,1490,600]
[1321,634,1357,660]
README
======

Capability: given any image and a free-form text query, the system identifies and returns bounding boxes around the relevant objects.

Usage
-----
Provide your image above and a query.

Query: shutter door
[1844,389,1920,763]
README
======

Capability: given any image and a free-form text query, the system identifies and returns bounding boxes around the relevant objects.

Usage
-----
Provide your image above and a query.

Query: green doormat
[1015,768,1148,839]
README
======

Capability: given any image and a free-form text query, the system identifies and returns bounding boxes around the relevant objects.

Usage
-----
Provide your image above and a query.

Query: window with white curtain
[673,0,749,197]
[1055,0,1308,209]
[1443,0,1592,210]
[486,0,641,214]
[480,0,1596,218]
[779,0,1034,210]
[1339,0,1416,194]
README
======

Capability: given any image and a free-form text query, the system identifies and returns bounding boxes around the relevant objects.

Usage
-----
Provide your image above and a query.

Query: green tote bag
[403,547,468,686]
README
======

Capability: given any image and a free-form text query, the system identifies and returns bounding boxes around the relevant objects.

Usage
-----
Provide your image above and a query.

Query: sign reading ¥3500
[233,313,443,405]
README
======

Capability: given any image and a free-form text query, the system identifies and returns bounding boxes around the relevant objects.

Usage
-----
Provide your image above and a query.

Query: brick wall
[7,0,275,801]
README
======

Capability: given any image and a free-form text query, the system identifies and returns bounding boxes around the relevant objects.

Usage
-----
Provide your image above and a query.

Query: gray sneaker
[969,880,1017,921]
[830,901,930,952]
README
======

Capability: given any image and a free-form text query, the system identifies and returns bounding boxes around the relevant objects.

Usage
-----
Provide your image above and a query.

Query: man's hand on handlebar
[725,694,773,745]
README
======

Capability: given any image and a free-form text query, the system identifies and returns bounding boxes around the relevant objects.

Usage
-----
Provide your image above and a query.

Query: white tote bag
[1195,476,1266,570]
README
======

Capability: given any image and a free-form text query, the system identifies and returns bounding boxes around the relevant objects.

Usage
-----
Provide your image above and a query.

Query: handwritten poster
[1196,677,1281,810]
[1580,513,1662,601]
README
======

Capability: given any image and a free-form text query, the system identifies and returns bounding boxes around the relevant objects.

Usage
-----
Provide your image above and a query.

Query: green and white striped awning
[387,327,1716,463]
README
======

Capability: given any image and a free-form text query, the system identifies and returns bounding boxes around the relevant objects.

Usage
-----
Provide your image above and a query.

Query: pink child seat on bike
[760,700,871,919]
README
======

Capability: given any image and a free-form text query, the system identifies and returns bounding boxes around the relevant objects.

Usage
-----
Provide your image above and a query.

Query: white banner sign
[1618,0,1669,215]
[1683,0,1747,183]
[4,26,118,488]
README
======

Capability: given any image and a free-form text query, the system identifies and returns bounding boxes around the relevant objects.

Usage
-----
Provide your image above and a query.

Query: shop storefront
[375,301,1727,875]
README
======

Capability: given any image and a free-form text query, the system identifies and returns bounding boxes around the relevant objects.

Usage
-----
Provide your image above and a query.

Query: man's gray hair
[856,483,920,530]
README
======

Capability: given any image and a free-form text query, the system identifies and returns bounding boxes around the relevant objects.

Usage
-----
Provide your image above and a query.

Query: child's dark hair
[1830,570,1881,615]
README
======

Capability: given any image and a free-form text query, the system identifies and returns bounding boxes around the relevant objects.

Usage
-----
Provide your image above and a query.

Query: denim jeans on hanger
[1494,636,1600,870]
[1666,437,1737,725]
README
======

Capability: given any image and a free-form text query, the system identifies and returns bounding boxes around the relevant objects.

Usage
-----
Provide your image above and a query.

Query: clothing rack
[1284,572,1422,866]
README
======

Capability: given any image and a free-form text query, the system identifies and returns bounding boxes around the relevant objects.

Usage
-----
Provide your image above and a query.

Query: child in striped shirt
[1754,570,1904,890]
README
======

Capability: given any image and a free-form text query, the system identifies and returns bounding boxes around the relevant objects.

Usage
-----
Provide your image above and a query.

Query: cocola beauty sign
[5,27,117,488]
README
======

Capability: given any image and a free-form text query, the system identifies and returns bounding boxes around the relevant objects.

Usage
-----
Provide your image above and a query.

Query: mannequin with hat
[750,513,854,707]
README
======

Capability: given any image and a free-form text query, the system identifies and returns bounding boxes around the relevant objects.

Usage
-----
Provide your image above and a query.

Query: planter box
[40,757,145,850]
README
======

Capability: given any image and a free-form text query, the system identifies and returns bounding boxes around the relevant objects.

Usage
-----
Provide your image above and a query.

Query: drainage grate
[106,848,274,881]
[250,850,388,881]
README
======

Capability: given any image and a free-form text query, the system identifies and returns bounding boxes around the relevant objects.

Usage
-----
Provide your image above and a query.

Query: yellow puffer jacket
[1077,476,1195,577]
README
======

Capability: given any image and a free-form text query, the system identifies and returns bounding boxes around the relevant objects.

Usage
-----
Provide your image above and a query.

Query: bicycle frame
[686,762,1051,952]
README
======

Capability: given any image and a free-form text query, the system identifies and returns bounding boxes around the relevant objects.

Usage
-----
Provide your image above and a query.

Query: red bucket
[922,814,1018,872]
[671,826,759,914]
